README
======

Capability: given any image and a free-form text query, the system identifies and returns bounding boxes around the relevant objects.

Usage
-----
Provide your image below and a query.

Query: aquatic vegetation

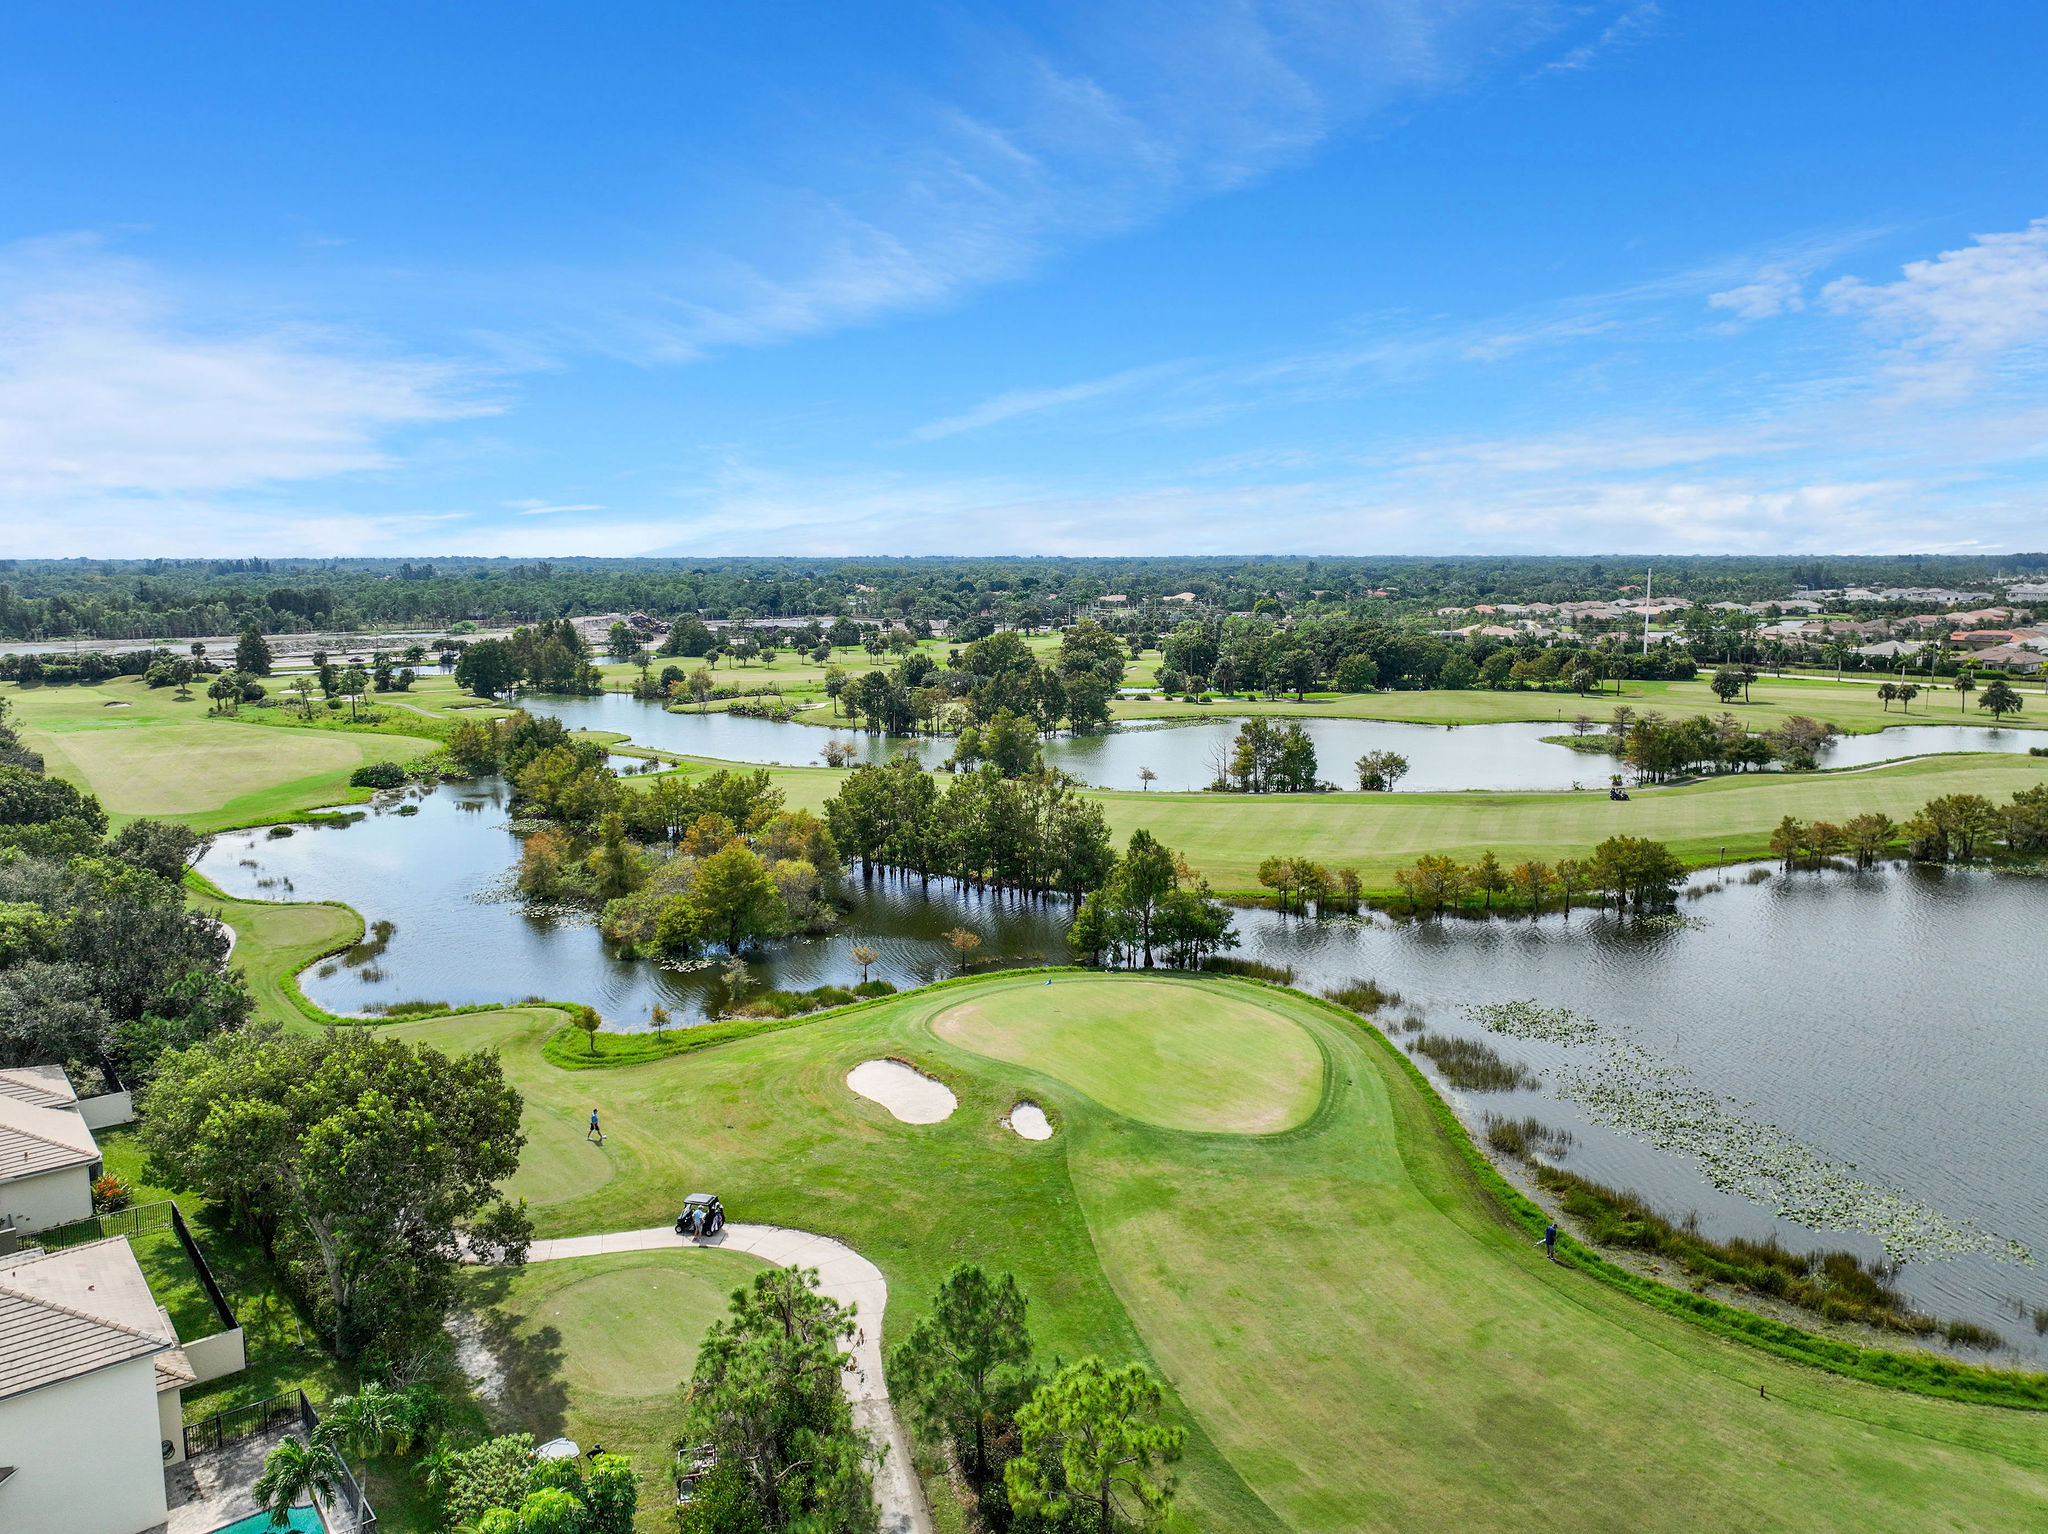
[1412,1034,1539,1092]
[1324,977,1403,1015]
[1467,999,1600,1045]
[1528,1164,1960,1338]
[1201,955,1295,983]
[1483,1113,1574,1160]
[1554,1040,2030,1266]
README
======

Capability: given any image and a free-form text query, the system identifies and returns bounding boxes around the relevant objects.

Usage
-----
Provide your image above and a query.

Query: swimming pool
[205,1505,324,1534]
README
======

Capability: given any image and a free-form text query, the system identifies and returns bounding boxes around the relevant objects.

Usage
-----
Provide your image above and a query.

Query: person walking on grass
[1538,1221,1559,1262]
[588,1108,603,1144]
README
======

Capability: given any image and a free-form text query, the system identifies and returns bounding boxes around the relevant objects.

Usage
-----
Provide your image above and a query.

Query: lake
[528,691,2044,792]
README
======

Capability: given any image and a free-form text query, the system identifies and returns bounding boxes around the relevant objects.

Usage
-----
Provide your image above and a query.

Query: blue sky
[3,2,2045,558]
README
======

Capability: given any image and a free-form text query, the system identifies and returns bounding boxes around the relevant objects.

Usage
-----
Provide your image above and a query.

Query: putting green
[469,1249,762,1399]
[933,977,1324,1134]
[461,1247,766,1520]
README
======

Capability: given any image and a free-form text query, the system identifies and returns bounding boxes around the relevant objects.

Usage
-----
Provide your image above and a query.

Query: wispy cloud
[576,1,1599,361]
[0,236,492,503]
[1708,267,1807,322]
[508,500,606,515]
[1536,1,1662,75]
[906,361,1184,441]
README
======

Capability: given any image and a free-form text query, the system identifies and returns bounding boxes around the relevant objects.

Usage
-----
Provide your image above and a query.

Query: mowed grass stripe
[395,977,2048,1532]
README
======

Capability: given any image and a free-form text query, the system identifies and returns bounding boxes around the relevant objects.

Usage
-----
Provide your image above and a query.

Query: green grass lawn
[184,878,362,1031]
[390,976,2048,1532]
[6,676,433,829]
[460,1247,767,1528]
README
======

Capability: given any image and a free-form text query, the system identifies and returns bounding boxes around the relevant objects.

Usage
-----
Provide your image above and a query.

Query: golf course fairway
[393,974,2048,1531]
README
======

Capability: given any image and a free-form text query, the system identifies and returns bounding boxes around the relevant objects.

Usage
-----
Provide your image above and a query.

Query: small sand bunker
[1005,1102,1053,1141]
[847,1059,956,1124]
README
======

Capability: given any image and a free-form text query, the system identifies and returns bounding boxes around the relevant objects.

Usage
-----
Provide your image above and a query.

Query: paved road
[522,1222,934,1534]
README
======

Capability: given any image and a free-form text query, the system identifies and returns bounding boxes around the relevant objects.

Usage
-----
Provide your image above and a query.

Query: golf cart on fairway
[676,1193,726,1237]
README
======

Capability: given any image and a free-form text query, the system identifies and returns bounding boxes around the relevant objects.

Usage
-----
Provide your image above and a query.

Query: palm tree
[1954,671,1976,711]
[1824,640,1849,679]
[849,944,879,985]
[1898,682,1919,713]
[253,1433,347,1528]
[1876,681,1897,711]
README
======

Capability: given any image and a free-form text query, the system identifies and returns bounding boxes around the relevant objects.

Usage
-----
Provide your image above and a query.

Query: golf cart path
[523,1222,933,1534]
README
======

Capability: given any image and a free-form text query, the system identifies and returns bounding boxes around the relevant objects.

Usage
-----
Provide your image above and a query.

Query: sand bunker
[847,1059,956,1124]
[1006,1102,1053,1141]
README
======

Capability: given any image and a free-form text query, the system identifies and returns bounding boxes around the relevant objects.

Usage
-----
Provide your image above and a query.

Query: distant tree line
[9,552,2040,641]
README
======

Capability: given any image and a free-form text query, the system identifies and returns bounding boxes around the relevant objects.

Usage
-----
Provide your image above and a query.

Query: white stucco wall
[0,1162,94,1233]
[0,1355,169,1534]
[78,1091,136,1130]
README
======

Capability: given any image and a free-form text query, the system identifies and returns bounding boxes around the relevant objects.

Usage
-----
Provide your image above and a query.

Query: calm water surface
[198,788,2048,1354]
[530,691,2043,791]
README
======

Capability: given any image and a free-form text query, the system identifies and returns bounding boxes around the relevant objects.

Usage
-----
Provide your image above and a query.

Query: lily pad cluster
[1554,1040,2031,1267]
[1467,999,1601,1045]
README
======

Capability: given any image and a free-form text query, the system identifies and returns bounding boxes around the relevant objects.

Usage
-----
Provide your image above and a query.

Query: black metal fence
[299,1391,378,1534]
[32,1198,238,1335]
[34,1196,176,1248]
[170,1203,237,1333]
[183,1389,300,1458]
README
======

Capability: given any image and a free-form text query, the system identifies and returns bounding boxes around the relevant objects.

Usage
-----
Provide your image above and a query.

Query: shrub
[852,978,897,998]
[349,761,409,790]
[91,1174,133,1213]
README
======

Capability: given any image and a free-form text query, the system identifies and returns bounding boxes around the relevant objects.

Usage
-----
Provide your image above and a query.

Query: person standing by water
[1538,1221,1559,1262]
[588,1107,603,1143]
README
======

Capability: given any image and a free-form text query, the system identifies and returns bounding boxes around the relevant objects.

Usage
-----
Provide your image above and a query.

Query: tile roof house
[0,1068,101,1237]
[0,1237,190,1534]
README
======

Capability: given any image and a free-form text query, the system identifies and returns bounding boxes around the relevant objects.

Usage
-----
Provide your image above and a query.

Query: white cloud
[508,501,607,515]
[1708,269,1806,322]
[1823,218,2048,396]
[0,236,491,503]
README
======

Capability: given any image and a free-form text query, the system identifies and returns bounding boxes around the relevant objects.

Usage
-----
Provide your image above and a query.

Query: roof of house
[0,1092,100,1182]
[0,1066,77,1111]
[0,1238,178,1402]
[1965,643,2045,668]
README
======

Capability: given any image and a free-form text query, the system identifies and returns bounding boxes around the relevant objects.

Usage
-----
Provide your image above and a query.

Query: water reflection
[528,691,2044,792]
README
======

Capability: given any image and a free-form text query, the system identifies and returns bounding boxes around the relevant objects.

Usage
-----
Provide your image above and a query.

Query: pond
[198,790,2048,1357]
[527,691,2044,792]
